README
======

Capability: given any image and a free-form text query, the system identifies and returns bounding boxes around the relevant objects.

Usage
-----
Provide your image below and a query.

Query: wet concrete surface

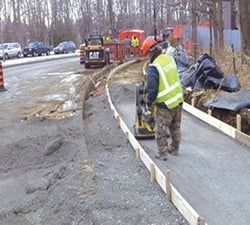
[109,83,250,225]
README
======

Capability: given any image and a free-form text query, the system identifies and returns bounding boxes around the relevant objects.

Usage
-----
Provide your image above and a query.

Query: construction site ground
[0,57,188,225]
[0,55,250,225]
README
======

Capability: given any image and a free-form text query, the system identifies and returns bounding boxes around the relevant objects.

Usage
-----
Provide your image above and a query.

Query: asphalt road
[109,83,250,225]
[3,56,81,101]
[4,57,83,100]
[0,56,85,144]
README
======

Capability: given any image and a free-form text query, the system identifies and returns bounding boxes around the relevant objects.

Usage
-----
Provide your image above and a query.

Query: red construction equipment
[104,42,125,61]
[118,29,146,57]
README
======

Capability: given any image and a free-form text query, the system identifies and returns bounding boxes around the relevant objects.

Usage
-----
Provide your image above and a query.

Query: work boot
[167,146,179,156]
[155,152,167,161]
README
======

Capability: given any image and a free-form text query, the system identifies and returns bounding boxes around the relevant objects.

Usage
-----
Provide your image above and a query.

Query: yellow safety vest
[131,38,139,47]
[152,54,184,109]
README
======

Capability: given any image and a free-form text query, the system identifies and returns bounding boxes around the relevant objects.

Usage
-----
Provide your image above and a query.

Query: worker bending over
[141,38,184,161]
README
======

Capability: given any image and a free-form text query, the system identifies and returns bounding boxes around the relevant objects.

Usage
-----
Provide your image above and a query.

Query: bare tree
[239,0,250,56]
[0,0,245,56]
[217,0,224,50]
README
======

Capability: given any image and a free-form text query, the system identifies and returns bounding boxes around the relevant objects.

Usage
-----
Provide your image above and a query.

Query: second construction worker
[131,36,139,57]
[141,38,184,161]
[123,36,131,59]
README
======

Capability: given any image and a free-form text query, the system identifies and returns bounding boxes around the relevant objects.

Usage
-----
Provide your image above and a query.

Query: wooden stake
[197,216,206,225]
[150,163,156,183]
[165,170,171,201]
[236,114,241,131]
[115,116,120,128]
[191,97,196,107]
[135,148,140,159]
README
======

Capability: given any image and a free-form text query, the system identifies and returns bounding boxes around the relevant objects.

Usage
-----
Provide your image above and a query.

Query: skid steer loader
[84,34,110,69]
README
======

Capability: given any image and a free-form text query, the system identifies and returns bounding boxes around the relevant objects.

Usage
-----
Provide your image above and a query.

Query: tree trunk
[218,0,224,50]
[231,0,237,29]
[211,2,219,51]
[107,0,116,38]
[191,0,198,60]
[239,0,250,56]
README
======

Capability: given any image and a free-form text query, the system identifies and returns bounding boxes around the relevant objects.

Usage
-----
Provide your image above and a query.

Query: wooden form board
[183,102,236,138]
[183,102,250,147]
[236,130,250,146]
[106,60,207,225]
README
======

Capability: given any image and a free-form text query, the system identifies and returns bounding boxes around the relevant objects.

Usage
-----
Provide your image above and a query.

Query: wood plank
[183,102,236,138]
[236,114,242,131]
[150,163,156,183]
[171,185,205,225]
[165,170,171,201]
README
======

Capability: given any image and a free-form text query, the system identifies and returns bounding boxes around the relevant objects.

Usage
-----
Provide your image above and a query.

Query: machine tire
[85,63,90,69]
[104,53,109,65]
[4,53,9,60]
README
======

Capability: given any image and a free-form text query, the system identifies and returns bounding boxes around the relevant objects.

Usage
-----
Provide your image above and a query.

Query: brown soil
[186,48,250,135]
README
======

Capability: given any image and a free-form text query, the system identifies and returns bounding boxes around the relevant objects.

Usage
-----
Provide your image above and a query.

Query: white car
[0,42,22,60]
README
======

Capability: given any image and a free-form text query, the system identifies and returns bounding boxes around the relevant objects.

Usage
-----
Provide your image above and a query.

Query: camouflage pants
[155,104,182,154]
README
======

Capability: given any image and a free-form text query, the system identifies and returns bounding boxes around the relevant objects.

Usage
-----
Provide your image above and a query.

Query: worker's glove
[143,110,152,117]
[146,103,154,113]
[143,109,155,126]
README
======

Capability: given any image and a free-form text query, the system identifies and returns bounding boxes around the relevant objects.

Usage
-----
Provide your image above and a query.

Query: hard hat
[141,38,158,56]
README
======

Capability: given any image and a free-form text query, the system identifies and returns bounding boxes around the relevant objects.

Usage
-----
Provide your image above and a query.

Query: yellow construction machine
[84,34,110,68]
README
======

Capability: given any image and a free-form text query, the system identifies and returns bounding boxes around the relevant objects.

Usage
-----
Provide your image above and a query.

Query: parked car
[0,42,22,59]
[22,41,51,57]
[53,41,76,54]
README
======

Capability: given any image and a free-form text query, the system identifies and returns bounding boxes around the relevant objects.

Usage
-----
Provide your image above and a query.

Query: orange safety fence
[0,61,7,92]
[80,44,85,64]
[172,25,184,39]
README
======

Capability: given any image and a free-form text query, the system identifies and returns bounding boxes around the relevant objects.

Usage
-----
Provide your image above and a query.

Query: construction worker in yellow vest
[131,36,139,57]
[141,38,184,161]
